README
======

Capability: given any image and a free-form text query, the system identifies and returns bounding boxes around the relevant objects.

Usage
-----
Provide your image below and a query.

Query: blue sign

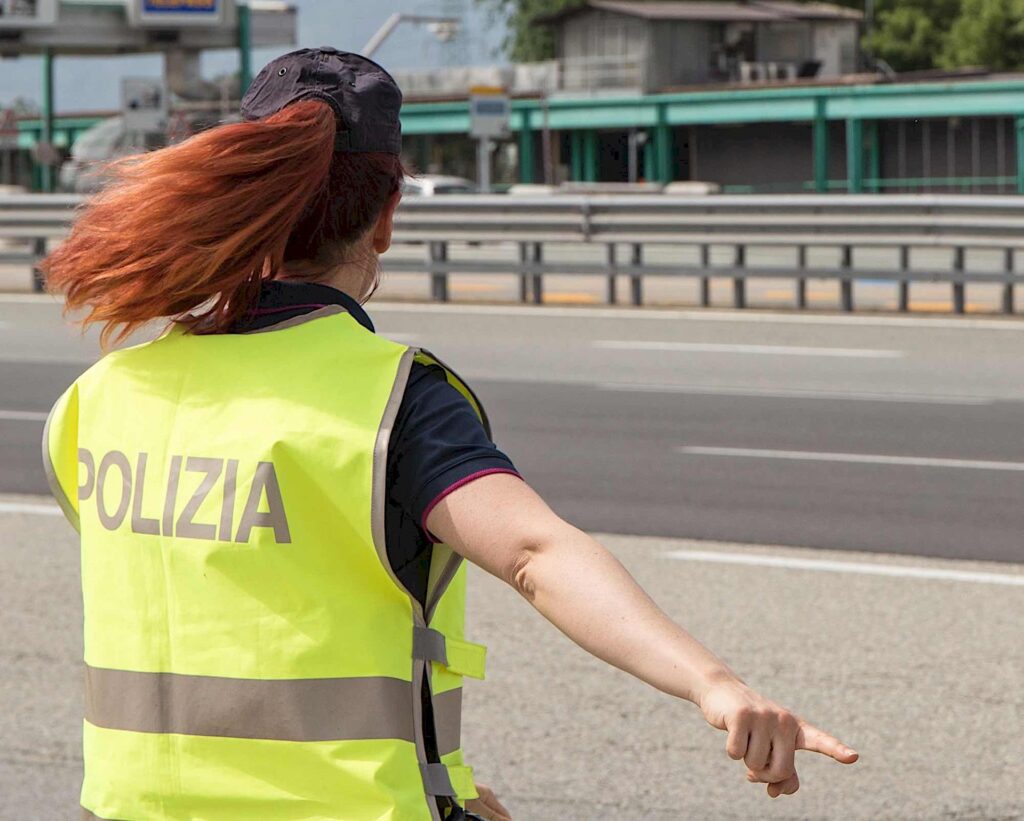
[143,0,219,14]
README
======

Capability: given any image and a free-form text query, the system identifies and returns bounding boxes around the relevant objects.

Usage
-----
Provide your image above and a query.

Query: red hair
[42,100,405,346]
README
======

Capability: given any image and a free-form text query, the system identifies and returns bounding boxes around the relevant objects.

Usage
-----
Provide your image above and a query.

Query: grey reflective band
[433,687,463,756]
[419,762,457,797]
[413,626,449,667]
[41,404,80,532]
[82,810,124,821]
[85,665,416,743]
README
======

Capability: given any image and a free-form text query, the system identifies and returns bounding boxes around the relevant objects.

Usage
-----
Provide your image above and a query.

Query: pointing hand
[699,677,858,798]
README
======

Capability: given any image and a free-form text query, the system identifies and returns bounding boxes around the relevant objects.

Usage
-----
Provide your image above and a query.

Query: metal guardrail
[2,193,1023,313]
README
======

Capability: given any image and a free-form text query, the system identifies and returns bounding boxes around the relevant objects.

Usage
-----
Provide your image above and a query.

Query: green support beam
[518,110,534,184]
[1017,116,1024,194]
[582,129,599,182]
[867,120,881,193]
[846,118,864,194]
[653,105,673,184]
[238,3,253,98]
[643,135,656,181]
[570,130,583,181]
[813,97,829,193]
[41,48,55,193]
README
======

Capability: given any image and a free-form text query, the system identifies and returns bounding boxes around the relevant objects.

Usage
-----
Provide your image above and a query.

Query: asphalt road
[3,295,1023,562]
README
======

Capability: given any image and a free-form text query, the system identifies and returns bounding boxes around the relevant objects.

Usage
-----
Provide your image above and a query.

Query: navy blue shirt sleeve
[387,361,519,539]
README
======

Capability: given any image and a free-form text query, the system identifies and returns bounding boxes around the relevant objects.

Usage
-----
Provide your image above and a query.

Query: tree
[864,1,961,72]
[939,0,1024,70]
[478,0,584,62]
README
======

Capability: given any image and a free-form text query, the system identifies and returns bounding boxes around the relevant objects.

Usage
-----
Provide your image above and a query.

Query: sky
[0,0,508,112]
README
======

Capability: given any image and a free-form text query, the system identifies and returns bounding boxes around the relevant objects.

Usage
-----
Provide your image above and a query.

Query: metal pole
[627,129,638,184]
[1016,116,1024,195]
[606,244,617,304]
[796,245,807,308]
[899,246,911,312]
[813,97,829,193]
[518,109,534,184]
[846,118,864,194]
[541,94,553,185]
[840,245,854,311]
[1003,248,1015,315]
[630,243,643,306]
[477,137,492,193]
[41,47,55,193]
[952,246,966,314]
[733,245,746,309]
[700,244,711,307]
[238,3,253,97]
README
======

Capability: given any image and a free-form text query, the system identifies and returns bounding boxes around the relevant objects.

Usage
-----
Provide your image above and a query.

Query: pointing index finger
[796,721,859,764]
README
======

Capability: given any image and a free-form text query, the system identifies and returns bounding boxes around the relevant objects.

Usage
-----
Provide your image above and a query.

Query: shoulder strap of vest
[42,383,81,532]
[413,349,491,439]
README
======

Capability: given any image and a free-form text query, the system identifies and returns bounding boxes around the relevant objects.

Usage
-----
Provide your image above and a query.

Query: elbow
[506,540,543,602]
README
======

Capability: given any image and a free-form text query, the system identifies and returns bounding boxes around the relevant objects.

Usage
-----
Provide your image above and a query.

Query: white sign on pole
[0,0,58,28]
[0,108,18,150]
[469,86,511,140]
[122,78,168,134]
[127,0,233,28]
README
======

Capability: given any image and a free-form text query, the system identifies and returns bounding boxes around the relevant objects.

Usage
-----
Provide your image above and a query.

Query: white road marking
[597,383,995,405]
[0,293,59,304]
[595,340,903,359]
[664,549,1024,587]
[680,446,1024,473]
[370,301,1024,331]
[0,501,62,516]
[0,409,48,422]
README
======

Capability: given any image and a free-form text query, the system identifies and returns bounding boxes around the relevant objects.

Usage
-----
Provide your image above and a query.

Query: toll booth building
[543,0,862,94]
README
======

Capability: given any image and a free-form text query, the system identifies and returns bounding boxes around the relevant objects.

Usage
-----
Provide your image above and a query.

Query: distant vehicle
[402,175,476,196]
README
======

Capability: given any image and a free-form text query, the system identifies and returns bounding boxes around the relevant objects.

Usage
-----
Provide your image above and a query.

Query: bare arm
[427,474,858,799]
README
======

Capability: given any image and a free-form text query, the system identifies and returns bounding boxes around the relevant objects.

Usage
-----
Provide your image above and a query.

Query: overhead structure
[0,0,297,190]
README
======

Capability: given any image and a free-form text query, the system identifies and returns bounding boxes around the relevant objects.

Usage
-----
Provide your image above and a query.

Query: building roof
[538,1,863,25]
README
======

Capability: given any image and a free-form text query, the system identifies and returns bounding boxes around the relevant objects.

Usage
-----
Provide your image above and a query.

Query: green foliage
[479,0,586,62]
[939,0,1024,70]
[865,1,961,72]
[481,0,1024,73]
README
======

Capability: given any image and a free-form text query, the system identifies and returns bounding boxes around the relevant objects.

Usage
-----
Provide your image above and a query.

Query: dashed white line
[596,383,993,405]
[679,446,1024,473]
[595,341,903,359]
[0,409,48,422]
[0,502,62,516]
[664,549,1024,587]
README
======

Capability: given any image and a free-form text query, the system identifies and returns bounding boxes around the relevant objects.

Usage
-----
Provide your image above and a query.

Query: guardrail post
[796,245,807,309]
[700,244,711,307]
[898,246,911,312]
[428,241,449,302]
[1003,248,1016,315]
[630,243,643,306]
[531,242,543,305]
[518,242,529,303]
[840,245,854,311]
[32,238,46,292]
[952,246,966,314]
[733,246,746,309]
[606,243,618,304]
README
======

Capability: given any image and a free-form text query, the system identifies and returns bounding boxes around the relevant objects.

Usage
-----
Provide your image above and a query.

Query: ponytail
[43,101,338,347]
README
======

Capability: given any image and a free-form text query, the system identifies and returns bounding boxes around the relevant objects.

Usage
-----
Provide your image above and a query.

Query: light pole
[362,13,461,59]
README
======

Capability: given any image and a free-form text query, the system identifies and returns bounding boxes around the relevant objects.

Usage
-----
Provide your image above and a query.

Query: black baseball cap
[240,47,403,154]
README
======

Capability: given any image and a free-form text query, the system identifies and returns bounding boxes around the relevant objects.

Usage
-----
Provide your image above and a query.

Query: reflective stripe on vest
[44,307,484,821]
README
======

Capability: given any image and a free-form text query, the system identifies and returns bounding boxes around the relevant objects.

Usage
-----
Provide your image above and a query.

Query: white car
[402,175,476,196]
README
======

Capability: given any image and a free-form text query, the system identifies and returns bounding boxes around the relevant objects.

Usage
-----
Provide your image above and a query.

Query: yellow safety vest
[42,305,487,821]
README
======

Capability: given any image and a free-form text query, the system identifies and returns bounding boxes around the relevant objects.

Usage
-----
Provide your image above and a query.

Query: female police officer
[41,49,857,821]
